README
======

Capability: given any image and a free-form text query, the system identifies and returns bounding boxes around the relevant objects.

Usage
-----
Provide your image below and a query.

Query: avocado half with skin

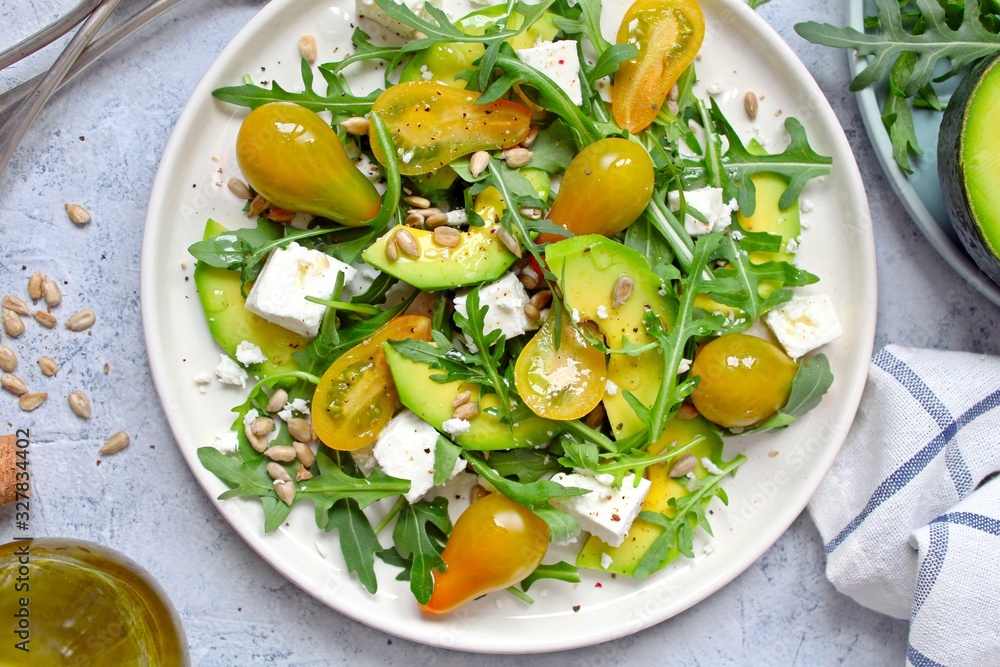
[939,54,1000,286]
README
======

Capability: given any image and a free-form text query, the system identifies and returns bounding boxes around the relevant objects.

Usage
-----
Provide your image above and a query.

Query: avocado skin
[938,54,1000,286]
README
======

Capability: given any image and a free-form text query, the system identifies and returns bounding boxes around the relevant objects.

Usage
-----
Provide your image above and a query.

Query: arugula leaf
[589,44,639,83]
[747,0,773,8]
[526,119,577,173]
[520,561,580,591]
[796,0,1000,97]
[433,437,463,486]
[372,0,518,53]
[320,28,407,82]
[755,353,835,430]
[188,218,282,271]
[453,287,516,426]
[483,449,563,483]
[198,447,273,499]
[882,52,925,174]
[300,450,411,519]
[633,453,745,578]
[213,78,379,116]
[391,497,452,604]
[326,499,382,593]
[552,0,610,55]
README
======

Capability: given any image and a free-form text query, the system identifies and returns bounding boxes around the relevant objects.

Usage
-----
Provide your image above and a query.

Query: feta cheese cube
[235,340,267,366]
[214,355,248,387]
[244,242,356,338]
[550,472,651,547]
[213,431,239,454]
[356,0,443,37]
[441,418,471,437]
[278,398,311,423]
[668,187,739,236]
[765,294,843,360]
[373,410,465,503]
[351,443,378,476]
[515,41,583,105]
[453,271,533,349]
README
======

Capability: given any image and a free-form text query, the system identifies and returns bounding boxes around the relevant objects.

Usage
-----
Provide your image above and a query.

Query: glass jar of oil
[0,538,188,666]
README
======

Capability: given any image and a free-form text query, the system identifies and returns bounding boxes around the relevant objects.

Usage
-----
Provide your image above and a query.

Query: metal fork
[0,0,190,177]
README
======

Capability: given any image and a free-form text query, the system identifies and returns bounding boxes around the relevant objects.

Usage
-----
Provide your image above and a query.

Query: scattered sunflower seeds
[38,356,58,376]
[248,193,270,218]
[495,226,522,258]
[669,454,698,478]
[250,417,275,437]
[264,445,297,462]
[530,290,552,310]
[503,147,533,169]
[1,295,30,315]
[298,34,318,64]
[227,177,253,200]
[41,276,62,307]
[469,151,490,178]
[244,423,269,453]
[33,310,57,329]
[452,401,479,421]
[27,271,43,301]
[403,195,431,209]
[100,431,130,454]
[469,484,489,503]
[394,228,420,258]
[296,465,313,482]
[433,226,460,248]
[744,91,759,121]
[452,390,472,408]
[266,388,288,413]
[68,390,91,418]
[65,309,95,332]
[286,417,313,443]
[612,275,634,309]
[0,346,15,372]
[19,392,47,412]
[267,461,292,482]
[293,441,315,468]
[2,309,24,337]
[275,481,296,506]
[424,213,449,230]
[522,126,539,148]
[385,235,399,261]
[65,203,92,225]
[2,373,28,396]
[403,213,425,228]
[523,303,541,320]
[340,116,370,135]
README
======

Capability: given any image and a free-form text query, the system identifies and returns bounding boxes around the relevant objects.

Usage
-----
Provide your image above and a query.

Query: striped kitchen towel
[808,345,1000,667]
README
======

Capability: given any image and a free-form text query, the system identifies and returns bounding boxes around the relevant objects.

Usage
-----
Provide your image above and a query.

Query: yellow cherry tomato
[612,0,705,134]
[312,315,432,451]
[515,314,607,421]
[421,493,549,614]
[689,334,798,428]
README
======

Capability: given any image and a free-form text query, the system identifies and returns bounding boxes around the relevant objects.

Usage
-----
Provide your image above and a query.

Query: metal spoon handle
[0,0,104,71]
[0,0,125,177]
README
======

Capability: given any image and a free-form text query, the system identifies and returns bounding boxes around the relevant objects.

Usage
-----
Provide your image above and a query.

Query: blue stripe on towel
[912,521,948,618]
[907,643,947,667]
[933,511,1000,537]
[873,350,952,428]
[826,389,1000,554]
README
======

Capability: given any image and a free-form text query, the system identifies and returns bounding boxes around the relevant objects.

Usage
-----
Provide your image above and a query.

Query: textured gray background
[2,0,998,665]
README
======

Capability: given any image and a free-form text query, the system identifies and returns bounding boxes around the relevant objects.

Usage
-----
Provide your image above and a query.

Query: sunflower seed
[244,424,269,453]
[295,465,313,482]
[452,401,479,421]
[65,309,95,332]
[2,374,27,396]
[19,392,46,411]
[248,194,270,218]
[28,271,43,301]
[38,356,58,376]
[298,34,318,64]
[250,416,275,437]
[340,116,370,135]
[669,454,698,478]
[394,228,420,258]
[584,402,606,430]
[518,272,538,291]
[287,417,313,443]
[385,235,399,261]
[65,203,92,225]
[433,226,460,248]
[744,91,759,121]
[523,303,541,320]
[403,213,425,228]
[293,441,315,468]
[265,207,296,223]
[3,309,24,337]
[530,290,552,310]
[266,388,288,413]
[41,276,62,307]
[424,213,449,230]
[469,484,489,503]
[403,195,431,209]
[0,346,15,372]
[267,461,292,482]
[99,431,129,454]
[518,207,542,220]
[452,391,472,408]
[264,445,297,462]
[503,147,533,169]
[469,151,490,178]
[495,226,522,258]
[68,390,91,418]
[522,126,539,148]
[407,207,441,218]
[227,177,253,200]
[2,295,30,315]
[33,310,56,329]
[612,275,634,308]
[275,481,296,505]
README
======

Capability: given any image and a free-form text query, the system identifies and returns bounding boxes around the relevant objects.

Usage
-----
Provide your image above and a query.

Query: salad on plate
[187,0,843,614]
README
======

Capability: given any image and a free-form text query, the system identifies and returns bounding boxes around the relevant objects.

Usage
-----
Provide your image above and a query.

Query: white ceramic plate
[142,0,877,653]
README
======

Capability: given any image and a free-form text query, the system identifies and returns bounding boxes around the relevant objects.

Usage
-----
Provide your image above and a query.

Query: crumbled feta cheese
[373,410,465,503]
[658,283,668,297]
[419,64,434,81]
[730,230,744,242]
[214,355,248,387]
[668,187,739,236]
[701,457,724,475]
[596,305,609,320]
[600,552,614,570]
[604,379,619,396]
[707,81,725,96]
[243,409,260,426]
[235,340,267,366]
[352,443,378,476]
[594,76,613,103]
[244,242,356,338]
[194,372,212,394]
[677,358,692,374]
[445,208,468,226]
[550,472,651,547]
[800,198,815,213]
[441,418,471,437]
[355,0,443,36]
[515,41,583,105]
[213,431,239,453]
[785,236,800,254]
[278,398,311,423]
[571,308,581,324]
[453,272,533,349]
[764,294,843,360]
[315,541,328,559]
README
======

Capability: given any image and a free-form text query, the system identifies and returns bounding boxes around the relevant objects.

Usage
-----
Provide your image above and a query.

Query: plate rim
[141,0,878,652]
[846,0,1000,309]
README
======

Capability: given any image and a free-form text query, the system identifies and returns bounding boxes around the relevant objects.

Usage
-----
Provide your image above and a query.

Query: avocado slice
[384,343,560,450]
[545,235,679,438]
[193,219,308,376]
[576,415,722,575]
[363,225,516,292]
[939,54,1000,287]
